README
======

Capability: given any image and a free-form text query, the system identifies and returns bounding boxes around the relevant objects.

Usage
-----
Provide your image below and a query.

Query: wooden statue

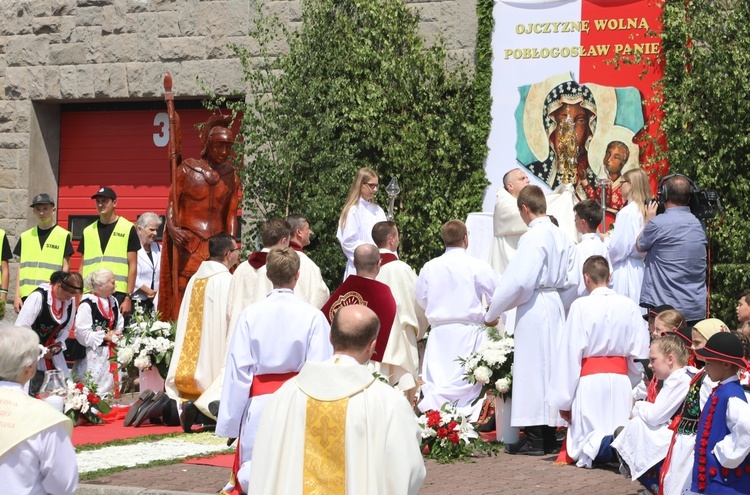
[158,72,239,321]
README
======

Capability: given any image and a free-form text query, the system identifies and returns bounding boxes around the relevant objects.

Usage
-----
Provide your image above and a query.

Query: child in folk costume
[687,332,750,495]
[660,319,730,495]
[548,255,649,468]
[611,335,697,494]
[74,268,123,397]
[635,310,691,404]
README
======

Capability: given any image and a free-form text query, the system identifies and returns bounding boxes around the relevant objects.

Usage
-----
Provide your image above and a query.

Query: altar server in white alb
[548,255,649,468]
[489,168,530,274]
[166,233,238,425]
[484,185,578,455]
[416,219,499,420]
[572,199,608,297]
[250,305,425,495]
[226,218,291,336]
[0,326,78,495]
[255,214,329,309]
[337,167,387,280]
[217,247,332,495]
[372,221,428,403]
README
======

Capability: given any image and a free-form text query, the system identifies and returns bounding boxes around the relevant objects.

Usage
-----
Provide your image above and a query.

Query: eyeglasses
[229,247,241,253]
[364,182,379,190]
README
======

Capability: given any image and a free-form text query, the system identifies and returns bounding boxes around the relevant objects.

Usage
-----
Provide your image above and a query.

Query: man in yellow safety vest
[77,187,139,317]
[13,193,74,313]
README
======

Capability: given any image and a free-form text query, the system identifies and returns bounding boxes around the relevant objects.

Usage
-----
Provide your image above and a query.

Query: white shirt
[337,198,387,280]
[415,247,499,325]
[573,233,608,296]
[134,242,161,301]
[0,382,78,495]
[712,376,750,469]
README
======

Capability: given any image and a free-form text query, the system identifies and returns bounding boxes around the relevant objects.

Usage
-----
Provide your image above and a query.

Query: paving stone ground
[78,450,643,495]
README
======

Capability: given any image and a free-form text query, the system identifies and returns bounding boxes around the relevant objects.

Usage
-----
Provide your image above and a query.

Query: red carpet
[72,405,183,446]
[183,453,234,467]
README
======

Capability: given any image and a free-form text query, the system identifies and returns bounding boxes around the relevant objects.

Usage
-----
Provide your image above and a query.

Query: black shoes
[124,390,155,427]
[504,436,545,456]
[180,400,200,433]
[208,400,220,418]
[133,391,170,427]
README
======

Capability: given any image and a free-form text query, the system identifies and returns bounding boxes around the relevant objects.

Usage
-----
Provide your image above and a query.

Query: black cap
[30,193,55,207]
[695,332,749,368]
[91,187,117,200]
[643,304,675,321]
[669,327,693,346]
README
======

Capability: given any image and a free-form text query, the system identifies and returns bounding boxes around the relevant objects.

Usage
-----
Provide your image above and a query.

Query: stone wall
[0,0,477,318]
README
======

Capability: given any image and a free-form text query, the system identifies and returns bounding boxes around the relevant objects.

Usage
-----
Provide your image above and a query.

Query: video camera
[645,174,723,220]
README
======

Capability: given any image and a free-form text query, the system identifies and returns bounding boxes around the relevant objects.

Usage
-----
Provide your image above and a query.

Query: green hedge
[221,0,492,286]
[661,0,750,325]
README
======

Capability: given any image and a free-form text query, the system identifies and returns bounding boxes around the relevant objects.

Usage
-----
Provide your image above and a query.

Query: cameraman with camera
[636,174,707,326]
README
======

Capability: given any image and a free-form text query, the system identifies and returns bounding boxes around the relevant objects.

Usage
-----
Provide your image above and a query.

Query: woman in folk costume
[0,326,78,495]
[611,335,697,494]
[659,319,730,495]
[605,167,653,309]
[336,167,387,280]
[74,268,124,397]
[14,271,83,396]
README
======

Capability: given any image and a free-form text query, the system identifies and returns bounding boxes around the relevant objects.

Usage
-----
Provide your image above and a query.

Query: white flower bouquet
[459,328,514,401]
[115,304,176,380]
[64,373,111,425]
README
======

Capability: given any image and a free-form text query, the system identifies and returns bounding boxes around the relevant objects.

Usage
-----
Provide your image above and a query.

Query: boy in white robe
[216,247,333,495]
[226,218,291,336]
[250,305,425,495]
[247,215,329,309]
[572,199,609,297]
[548,255,649,468]
[372,221,428,403]
[485,185,578,455]
[416,219,499,421]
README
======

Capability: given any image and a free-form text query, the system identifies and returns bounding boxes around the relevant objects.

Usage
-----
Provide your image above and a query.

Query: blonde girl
[336,167,386,280]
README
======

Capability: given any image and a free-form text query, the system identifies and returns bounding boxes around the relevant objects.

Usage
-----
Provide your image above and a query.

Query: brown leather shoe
[124,390,155,427]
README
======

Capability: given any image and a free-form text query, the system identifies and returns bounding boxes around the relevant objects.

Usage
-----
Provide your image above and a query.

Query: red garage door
[57,103,241,271]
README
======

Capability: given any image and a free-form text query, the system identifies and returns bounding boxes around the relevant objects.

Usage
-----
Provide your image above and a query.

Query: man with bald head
[321,244,397,376]
[250,305,426,494]
[490,168,531,274]
[416,219,499,420]
[636,174,707,325]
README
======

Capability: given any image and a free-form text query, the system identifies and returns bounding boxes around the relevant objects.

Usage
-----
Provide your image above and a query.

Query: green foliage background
[661,0,750,325]
[222,0,492,286]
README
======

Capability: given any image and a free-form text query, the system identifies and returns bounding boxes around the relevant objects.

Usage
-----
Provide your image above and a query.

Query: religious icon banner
[483,0,664,214]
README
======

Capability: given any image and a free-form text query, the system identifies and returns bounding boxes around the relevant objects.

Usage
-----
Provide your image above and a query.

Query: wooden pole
[163,72,180,318]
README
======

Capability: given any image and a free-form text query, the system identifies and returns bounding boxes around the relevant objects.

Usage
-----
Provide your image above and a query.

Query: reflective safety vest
[18,226,71,298]
[81,217,134,293]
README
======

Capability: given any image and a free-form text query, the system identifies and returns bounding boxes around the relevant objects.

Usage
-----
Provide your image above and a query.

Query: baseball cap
[91,187,117,200]
[30,193,55,207]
